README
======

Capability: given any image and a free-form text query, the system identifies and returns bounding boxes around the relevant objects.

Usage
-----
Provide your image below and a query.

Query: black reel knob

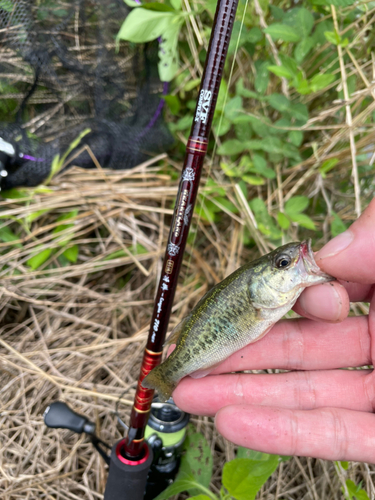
[44,401,95,435]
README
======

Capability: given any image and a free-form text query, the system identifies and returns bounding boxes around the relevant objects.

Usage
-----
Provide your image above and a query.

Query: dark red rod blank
[124,0,240,459]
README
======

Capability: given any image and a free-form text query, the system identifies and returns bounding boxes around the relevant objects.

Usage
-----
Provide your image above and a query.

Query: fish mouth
[299,239,335,281]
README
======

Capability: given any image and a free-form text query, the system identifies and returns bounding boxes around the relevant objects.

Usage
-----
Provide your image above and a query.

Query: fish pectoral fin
[163,317,188,347]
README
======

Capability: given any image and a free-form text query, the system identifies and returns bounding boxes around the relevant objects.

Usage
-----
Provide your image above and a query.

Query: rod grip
[104,440,153,500]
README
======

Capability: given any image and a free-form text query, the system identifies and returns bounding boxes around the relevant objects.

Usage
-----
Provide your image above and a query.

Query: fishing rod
[109,0,241,495]
[44,0,240,497]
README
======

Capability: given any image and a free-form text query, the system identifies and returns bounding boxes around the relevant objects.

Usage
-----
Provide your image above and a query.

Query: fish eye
[275,255,291,269]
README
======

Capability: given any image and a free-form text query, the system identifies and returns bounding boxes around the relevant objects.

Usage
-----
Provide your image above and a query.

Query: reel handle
[44,401,95,435]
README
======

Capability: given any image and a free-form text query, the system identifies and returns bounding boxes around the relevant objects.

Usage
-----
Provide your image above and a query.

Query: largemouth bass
[142,240,334,402]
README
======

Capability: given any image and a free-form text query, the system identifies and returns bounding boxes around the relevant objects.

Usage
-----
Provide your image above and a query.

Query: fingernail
[316,230,354,260]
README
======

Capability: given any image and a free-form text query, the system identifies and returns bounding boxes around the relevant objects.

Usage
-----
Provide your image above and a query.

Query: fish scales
[142,240,334,402]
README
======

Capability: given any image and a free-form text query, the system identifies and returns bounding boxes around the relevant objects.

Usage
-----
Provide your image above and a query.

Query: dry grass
[1,1,375,499]
[0,158,373,499]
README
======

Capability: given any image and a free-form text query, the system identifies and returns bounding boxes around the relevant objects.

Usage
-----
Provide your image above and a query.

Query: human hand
[173,198,375,463]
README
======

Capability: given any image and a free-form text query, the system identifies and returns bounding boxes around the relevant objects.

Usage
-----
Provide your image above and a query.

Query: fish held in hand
[142,240,334,402]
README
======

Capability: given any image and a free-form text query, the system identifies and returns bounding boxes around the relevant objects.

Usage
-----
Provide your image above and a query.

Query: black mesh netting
[0,0,174,190]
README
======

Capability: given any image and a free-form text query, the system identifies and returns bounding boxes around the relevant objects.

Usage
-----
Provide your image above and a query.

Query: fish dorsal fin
[163,316,188,347]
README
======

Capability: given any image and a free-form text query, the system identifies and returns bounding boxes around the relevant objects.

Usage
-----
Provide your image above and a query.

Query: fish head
[269,239,334,291]
[249,240,335,309]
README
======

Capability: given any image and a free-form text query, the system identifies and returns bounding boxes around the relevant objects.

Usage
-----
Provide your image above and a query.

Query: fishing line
[180,0,250,294]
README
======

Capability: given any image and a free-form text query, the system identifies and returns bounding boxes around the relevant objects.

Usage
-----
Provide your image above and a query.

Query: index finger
[315,198,375,284]
[208,315,370,374]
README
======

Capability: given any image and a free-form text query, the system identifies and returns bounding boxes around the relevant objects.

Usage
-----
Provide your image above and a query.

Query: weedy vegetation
[1,0,375,498]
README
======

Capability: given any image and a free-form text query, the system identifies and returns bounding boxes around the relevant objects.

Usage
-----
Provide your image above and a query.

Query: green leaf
[174,115,192,131]
[247,27,263,43]
[237,448,274,461]
[264,24,301,43]
[236,78,259,99]
[267,94,291,113]
[153,474,198,500]
[205,0,217,14]
[123,0,140,6]
[243,175,265,185]
[250,198,282,240]
[311,20,334,44]
[354,489,370,500]
[56,210,79,223]
[27,248,53,270]
[223,456,279,500]
[164,95,181,115]
[25,209,50,224]
[188,496,212,500]
[62,245,79,263]
[289,213,316,230]
[117,7,183,80]
[235,122,252,142]
[288,102,309,123]
[142,1,176,11]
[326,0,356,7]
[158,17,184,81]
[296,8,314,37]
[268,65,294,79]
[178,428,213,496]
[184,79,201,92]
[340,461,349,470]
[319,158,339,178]
[0,0,13,12]
[309,73,335,92]
[117,9,174,43]
[224,96,243,122]
[213,115,231,137]
[279,54,299,78]
[324,30,341,46]
[214,197,239,214]
[0,226,22,247]
[53,210,78,246]
[218,140,247,156]
[285,195,309,214]
[221,162,238,178]
[252,154,275,179]
[270,5,285,21]
[331,211,347,237]
[53,8,68,17]
[228,21,250,55]
[2,188,31,199]
[232,114,270,138]
[345,479,370,500]
[254,61,269,94]
[295,78,311,95]
[277,212,291,229]
[196,200,216,223]
[215,80,228,113]
[288,130,303,147]
[45,129,91,185]
[117,8,184,80]
[294,37,314,63]
[170,0,182,10]
[245,138,300,160]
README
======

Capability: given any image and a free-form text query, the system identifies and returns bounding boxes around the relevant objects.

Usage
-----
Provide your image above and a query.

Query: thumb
[315,198,375,284]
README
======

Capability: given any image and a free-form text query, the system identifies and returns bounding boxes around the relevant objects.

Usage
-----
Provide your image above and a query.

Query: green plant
[117,0,187,81]
[154,425,286,500]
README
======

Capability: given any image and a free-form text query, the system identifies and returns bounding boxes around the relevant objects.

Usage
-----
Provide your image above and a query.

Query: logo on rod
[195,89,212,124]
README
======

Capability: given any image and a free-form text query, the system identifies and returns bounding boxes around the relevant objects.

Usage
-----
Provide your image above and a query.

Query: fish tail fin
[142,366,176,403]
